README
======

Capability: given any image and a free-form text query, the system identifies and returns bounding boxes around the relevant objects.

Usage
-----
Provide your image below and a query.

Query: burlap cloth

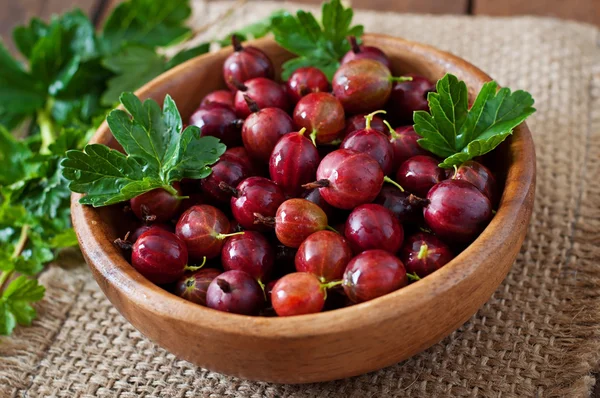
[2,2,600,397]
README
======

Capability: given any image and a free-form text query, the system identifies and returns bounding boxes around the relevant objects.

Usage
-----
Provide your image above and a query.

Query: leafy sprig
[62,93,226,207]
[270,0,363,80]
[414,74,536,168]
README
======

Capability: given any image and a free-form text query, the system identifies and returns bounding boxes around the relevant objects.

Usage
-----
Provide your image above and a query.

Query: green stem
[325,225,338,233]
[364,110,386,130]
[257,278,267,301]
[309,130,318,147]
[215,231,245,240]
[0,225,30,293]
[322,280,342,289]
[417,243,429,260]
[389,76,413,83]
[162,184,179,196]
[320,280,343,300]
[383,176,404,192]
[407,272,421,282]
[184,256,207,272]
[451,164,458,179]
[383,120,399,140]
[37,103,56,155]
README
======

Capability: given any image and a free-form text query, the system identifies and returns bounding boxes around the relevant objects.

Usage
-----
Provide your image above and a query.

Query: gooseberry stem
[243,94,260,113]
[364,110,386,130]
[407,272,421,282]
[309,130,318,147]
[302,179,330,190]
[320,280,343,300]
[417,243,429,260]
[383,120,399,140]
[325,225,339,233]
[389,76,413,83]
[215,231,245,240]
[219,181,239,197]
[184,256,207,272]
[231,34,243,51]
[253,213,276,227]
[383,176,404,192]
[349,36,361,53]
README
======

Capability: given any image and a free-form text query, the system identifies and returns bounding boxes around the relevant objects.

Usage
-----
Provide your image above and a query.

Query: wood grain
[0,0,100,56]
[71,34,536,383]
[473,0,600,27]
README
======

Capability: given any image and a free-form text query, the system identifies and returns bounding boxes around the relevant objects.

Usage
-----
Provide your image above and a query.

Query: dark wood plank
[473,0,600,27]
[0,0,100,56]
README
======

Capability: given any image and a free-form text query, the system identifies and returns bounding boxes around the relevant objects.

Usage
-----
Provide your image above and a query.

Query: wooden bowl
[71,34,535,384]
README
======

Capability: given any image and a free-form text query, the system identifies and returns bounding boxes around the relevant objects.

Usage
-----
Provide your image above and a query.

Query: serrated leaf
[101,0,192,53]
[270,0,362,81]
[49,228,78,248]
[0,276,45,335]
[62,93,225,207]
[414,73,536,167]
[101,46,166,106]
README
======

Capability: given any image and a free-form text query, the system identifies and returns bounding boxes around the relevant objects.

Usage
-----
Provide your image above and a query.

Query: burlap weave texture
[1,2,600,397]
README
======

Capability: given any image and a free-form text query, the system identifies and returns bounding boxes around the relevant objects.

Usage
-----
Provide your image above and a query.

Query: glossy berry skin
[374,186,427,224]
[200,154,250,203]
[286,67,330,104]
[234,78,289,118]
[342,250,407,303]
[269,130,319,198]
[295,230,352,282]
[388,126,430,168]
[200,90,235,110]
[274,199,328,248]
[130,223,173,243]
[230,177,285,231]
[223,36,274,91]
[314,149,384,210]
[174,268,222,306]
[223,147,258,176]
[344,113,387,138]
[332,59,393,115]
[176,205,230,260]
[271,272,325,316]
[242,107,294,163]
[293,92,345,145]
[206,270,264,315]
[302,188,336,220]
[424,180,493,243]
[131,229,188,285]
[130,183,182,223]
[387,74,435,124]
[221,231,274,282]
[341,37,392,70]
[189,103,243,147]
[400,232,454,277]
[341,129,395,175]
[452,160,498,204]
[396,155,446,197]
[344,204,404,254]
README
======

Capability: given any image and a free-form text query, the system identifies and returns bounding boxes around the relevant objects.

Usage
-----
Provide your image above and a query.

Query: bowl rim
[71,33,536,339]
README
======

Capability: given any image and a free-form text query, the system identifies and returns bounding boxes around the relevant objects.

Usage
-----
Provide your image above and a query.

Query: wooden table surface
[1,0,599,56]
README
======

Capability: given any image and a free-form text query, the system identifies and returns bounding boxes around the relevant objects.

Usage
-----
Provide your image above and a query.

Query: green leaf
[0,125,36,185]
[414,74,536,168]
[12,18,49,59]
[101,0,192,53]
[0,41,46,115]
[0,276,45,335]
[166,43,210,69]
[270,0,363,80]
[49,228,78,248]
[100,46,166,106]
[62,93,225,207]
